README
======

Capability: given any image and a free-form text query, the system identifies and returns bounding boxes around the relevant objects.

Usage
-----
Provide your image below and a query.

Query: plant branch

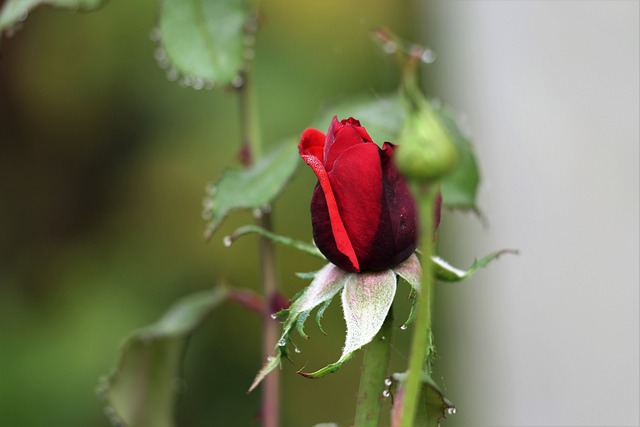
[239,72,280,427]
[354,306,393,427]
[395,185,438,427]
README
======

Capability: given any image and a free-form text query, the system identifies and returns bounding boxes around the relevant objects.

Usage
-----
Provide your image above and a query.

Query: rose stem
[396,185,438,427]
[354,306,393,427]
[238,71,280,427]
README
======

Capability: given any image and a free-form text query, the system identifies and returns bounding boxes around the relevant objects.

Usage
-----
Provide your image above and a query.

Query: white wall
[425,2,639,426]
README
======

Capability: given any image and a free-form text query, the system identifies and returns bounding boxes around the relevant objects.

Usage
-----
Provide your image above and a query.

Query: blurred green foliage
[0,1,428,426]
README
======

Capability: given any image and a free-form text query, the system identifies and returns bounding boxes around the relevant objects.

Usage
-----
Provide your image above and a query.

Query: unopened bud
[396,100,458,182]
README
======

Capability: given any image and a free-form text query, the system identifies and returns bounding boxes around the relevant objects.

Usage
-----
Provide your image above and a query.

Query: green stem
[258,212,280,427]
[239,72,279,427]
[396,185,437,427]
[354,307,394,427]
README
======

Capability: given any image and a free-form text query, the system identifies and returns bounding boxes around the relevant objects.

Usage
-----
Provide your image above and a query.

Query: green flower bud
[396,99,459,182]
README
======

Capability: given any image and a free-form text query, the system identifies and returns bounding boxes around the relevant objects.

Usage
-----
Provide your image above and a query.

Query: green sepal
[314,297,334,335]
[433,249,518,283]
[295,310,311,339]
[401,289,418,329]
[298,354,354,379]
[248,350,282,393]
[203,140,299,238]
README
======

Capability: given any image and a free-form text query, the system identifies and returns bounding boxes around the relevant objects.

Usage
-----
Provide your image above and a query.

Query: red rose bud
[299,117,437,273]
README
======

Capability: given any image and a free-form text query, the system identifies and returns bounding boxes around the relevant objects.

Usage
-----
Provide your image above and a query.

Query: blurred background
[0,1,637,427]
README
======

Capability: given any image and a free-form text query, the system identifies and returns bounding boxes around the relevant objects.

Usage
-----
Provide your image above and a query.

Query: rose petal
[300,131,360,272]
[299,128,326,163]
[325,123,368,172]
[328,143,383,268]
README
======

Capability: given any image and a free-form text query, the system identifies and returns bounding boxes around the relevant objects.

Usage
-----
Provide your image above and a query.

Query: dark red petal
[299,146,360,272]
[323,116,341,164]
[327,143,383,266]
[311,184,360,272]
[299,128,326,163]
[325,124,368,172]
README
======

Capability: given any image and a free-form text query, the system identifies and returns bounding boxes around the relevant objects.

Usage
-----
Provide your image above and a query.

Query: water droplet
[243,49,256,61]
[204,81,215,90]
[382,41,397,54]
[267,356,274,362]
[154,47,167,62]
[149,27,162,42]
[381,335,386,340]
[243,34,256,46]
[252,208,263,219]
[179,75,194,87]
[202,198,214,210]
[231,75,245,88]
[166,67,179,81]
[446,407,457,415]
[192,78,205,90]
[294,346,301,354]
[400,324,408,330]
[277,338,286,347]
[261,204,272,214]
[382,389,391,398]
[421,49,436,64]
[384,378,393,386]
[205,183,217,195]
[223,236,233,247]
[201,209,212,221]
[270,313,278,319]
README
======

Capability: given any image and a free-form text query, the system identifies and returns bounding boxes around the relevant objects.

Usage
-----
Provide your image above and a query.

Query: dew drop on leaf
[400,324,408,330]
[384,378,392,386]
[149,27,162,42]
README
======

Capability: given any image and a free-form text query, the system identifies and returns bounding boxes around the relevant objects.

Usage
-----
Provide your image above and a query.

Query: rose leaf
[203,139,299,238]
[98,287,228,427]
[157,0,254,86]
[433,249,518,283]
[431,103,481,210]
[391,371,456,427]
[0,0,107,39]
[312,95,404,144]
